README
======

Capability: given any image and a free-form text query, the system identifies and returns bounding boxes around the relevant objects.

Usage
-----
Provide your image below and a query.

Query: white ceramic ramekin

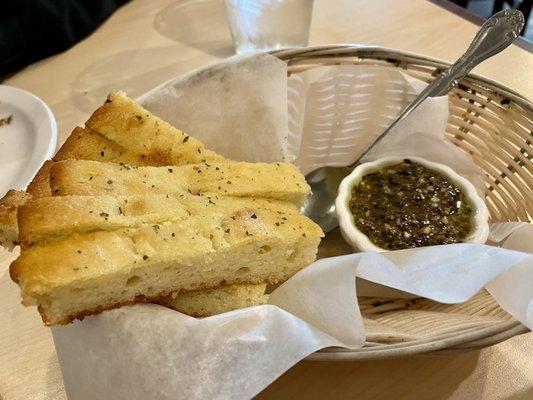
[335,156,490,252]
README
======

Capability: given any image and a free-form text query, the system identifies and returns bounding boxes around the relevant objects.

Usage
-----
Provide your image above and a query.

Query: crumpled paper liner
[137,53,288,163]
[51,54,532,400]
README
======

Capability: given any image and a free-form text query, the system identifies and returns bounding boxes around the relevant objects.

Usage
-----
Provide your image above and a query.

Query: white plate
[0,86,57,197]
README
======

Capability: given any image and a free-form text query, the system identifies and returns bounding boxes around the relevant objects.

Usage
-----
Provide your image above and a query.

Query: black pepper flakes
[143,255,149,260]
[182,136,190,143]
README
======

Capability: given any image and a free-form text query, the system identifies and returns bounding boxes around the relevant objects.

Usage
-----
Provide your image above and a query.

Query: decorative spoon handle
[353,9,524,165]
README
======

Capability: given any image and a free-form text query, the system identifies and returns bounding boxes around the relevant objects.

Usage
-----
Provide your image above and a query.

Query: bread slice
[0,190,31,249]
[6,91,320,322]
[164,284,269,317]
[11,208,322,325]
[55,126,146,165]
[86,92,224,166]
[49,160,310,206]
[18,194,299,245]
[0,128,144,249]
[0,88,230,250]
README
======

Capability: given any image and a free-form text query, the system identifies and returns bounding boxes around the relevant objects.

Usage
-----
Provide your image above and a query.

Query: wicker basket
[272,45,532,361]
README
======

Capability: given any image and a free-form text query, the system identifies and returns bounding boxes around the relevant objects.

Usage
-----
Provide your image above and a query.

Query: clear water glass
[225,0,314,54]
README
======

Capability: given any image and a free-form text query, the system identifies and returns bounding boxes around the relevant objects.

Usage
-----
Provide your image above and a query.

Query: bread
[164,284,269,317]
[0,190,30,249]
[55,126,146,165]
[49,159,310,206]
[7,92,322,323]
[86,91,224,166]
[0,127,143,248]
[0,90,229,249]
[18,194,298,245]
[11,206,321,325]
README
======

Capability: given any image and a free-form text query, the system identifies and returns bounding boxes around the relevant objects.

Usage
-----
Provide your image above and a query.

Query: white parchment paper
[137,53,288,163]
[52,54,532,400]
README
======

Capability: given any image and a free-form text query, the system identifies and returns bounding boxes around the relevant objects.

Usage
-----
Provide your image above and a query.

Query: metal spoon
[301,9,525,233]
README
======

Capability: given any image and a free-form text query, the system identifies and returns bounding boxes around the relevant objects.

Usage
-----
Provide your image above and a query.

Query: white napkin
[51,53,532,400]
[52,237,532,400]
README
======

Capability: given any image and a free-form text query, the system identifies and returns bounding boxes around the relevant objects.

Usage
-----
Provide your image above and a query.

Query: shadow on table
[153,0,235,58]
[256,352,481,400]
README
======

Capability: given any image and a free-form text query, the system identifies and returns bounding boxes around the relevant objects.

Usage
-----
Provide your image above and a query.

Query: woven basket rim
[272,44,532,111]
[269,44,530,361]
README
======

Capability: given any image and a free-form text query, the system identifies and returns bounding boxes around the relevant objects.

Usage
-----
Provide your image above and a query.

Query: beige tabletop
[1,0,532,399]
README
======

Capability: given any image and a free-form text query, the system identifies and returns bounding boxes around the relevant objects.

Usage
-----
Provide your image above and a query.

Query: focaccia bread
[163,284,269,317]
[8,92,322,324]
[49,159,310,206]
[0,190,30,250]
[18,194,299,245]
[0,91,227,249]
[86,91,224,166]
[11,207,321,325]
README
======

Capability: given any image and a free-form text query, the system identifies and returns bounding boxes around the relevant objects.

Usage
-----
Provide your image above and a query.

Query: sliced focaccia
[18,194,299,245]
[11,207,321,325]
[0,91,228,250]
[49,160,310,206]
[163,284,269,317]
[86,91,224,165]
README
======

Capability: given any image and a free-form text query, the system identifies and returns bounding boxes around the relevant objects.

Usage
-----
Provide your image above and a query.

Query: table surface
[1,0,532,399]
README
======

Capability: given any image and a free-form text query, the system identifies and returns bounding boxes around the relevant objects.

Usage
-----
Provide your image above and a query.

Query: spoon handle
[352,9,524,166]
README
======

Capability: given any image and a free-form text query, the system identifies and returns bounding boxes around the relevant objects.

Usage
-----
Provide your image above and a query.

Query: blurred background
[0,0,531,76]
[448,0,532,38]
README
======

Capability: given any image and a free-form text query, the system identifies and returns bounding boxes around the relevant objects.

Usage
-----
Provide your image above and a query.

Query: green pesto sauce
[349,160,474,250]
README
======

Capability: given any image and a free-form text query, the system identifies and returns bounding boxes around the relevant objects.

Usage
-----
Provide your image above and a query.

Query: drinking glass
[224,0,314,54]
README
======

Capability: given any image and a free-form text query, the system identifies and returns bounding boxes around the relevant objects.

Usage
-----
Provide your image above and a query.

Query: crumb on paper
[0,115,13,127]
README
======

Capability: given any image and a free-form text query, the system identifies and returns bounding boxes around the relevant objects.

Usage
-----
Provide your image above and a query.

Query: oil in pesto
[349,160,474,250]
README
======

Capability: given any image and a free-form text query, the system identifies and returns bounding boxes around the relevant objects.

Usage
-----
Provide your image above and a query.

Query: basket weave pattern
[274,46,532,360]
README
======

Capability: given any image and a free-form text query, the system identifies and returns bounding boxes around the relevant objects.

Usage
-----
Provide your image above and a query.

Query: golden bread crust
[18,194,298,245]
[0,190,31,249]
[49,159,310,205]
[86,92,224,165]
[0,92,229,250]
[55,126,145,165]
[26,161,53,197]
[7,91,323,324]
[11,208,321,324]
[163,283,269,317]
